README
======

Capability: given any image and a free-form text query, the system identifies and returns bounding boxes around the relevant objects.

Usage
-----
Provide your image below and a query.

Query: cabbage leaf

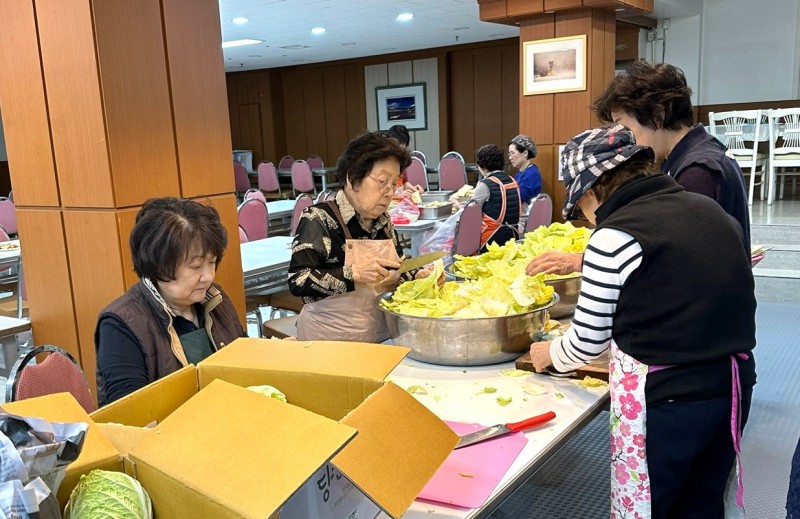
[64,469,153,519]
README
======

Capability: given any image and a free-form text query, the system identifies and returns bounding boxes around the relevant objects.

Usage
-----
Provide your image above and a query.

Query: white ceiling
[219,0,701,73]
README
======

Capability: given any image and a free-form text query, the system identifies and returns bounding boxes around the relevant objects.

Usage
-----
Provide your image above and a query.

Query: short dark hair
[130,197,227,282]
[475,144,505,172]
[593,61,694,131]
[589,152,658,204]
[385,124,410,147]
[335,131,411,188]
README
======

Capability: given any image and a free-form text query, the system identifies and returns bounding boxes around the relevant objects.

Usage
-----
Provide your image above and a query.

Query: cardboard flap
[91,365,198,426]
[129,379,358,518]
[96,422,154,455]
[200,338,410,380]
[333,382,459,518]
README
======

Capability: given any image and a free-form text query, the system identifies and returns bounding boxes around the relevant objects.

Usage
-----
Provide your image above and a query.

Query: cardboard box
[90,338,459,518]
[2,392,123,506]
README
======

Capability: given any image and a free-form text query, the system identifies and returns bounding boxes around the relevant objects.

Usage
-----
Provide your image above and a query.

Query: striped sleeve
[549,228,643,372]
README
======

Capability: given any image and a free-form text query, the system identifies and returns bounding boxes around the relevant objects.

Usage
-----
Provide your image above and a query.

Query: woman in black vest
[466,144,521,251]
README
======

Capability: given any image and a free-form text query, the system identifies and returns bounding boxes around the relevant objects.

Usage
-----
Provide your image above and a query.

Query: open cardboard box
[87,338,459,518]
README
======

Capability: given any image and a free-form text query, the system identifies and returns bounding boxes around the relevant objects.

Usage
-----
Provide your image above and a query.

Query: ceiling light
[232,17,249,24]
[279,45,310,50]
[222,39,262,49]
[311,27,326,35]
[454,26,469,31]
[615,8,626,11]
[396,13,414,22]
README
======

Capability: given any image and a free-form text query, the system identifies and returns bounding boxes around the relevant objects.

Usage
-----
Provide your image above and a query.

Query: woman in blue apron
[529,125,757,518]
[289,132,434,343]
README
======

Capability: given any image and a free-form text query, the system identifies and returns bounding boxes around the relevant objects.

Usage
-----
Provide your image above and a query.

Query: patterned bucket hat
[560,124,654,219]
[510,134,537,158]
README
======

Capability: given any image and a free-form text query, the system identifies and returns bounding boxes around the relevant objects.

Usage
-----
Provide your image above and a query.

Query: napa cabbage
[64,469,152,519]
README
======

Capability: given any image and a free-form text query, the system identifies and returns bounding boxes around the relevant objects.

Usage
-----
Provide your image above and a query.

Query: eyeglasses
[367,175,395,194]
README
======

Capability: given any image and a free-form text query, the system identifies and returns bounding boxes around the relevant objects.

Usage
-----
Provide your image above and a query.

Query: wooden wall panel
[302,71,328,160]
[323,68,350,165]
[93,0,180,208]
[450,52,475,157]
[63,210,127,397]
[163,0,233,199]
[364,65,389,132]
[226,76,242,149]
[16,209,79,361]
[501,45,521,148]
[36,0,113,208]
[344,64,367,140]
[201,194,246,326]
[473,49,503,152]
[283,71,307,159]
[412,58,441,162]
[553,12,594,143]
[520,17,556,143]
[0,0,59,207]
[388,62,414,84]
[257,72,278,165]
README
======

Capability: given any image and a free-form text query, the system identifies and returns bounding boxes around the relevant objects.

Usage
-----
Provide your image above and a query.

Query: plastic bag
[389,198,420,225]
[418,209,461,266]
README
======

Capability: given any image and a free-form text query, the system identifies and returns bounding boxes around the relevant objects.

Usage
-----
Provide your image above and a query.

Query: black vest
[596,175,756,405]
[481,172,520,247]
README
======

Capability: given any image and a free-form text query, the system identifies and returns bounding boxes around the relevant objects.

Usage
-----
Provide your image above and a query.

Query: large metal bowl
[544,275,581,319]
[377,292,558,366]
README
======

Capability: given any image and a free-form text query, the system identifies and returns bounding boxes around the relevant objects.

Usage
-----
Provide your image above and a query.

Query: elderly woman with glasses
[288,131,433,342]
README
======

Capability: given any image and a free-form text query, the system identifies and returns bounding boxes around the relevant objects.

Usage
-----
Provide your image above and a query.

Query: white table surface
[394,220,437,257]
[379,357,608,519]
[266,199,296,220]
[240,236,293,293]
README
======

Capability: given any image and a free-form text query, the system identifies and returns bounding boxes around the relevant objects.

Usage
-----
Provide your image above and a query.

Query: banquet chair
[278,155,295,170]
[291,193,314,236]
[238,225,249,244]
[256,161,283,200]
[438,156,467,192]
[315,190,336,203]
[233,161,251,201]
[523,193,553,234]
[442,151,465,163]
[767,108,800,204]
[0,198,18,237]
[453,201,482,257]
[244,188,267,202]
[709,110,768,205]
[306,155,324,169]
[410,150,427,166]
[237,198,269,241]
[7,191,12,203]
[5,345,96,413]
[290,160,316,197]
[405,157,429,191]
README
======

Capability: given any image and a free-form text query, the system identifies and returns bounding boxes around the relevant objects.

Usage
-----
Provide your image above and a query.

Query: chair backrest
[410,150,427,166]
[315,189,336,203]
[524,193,553,234]
[238,225,249,244]
[257,161,281,193]
[0,198,18,236]
[769,108,800,155]
[244,188,267,202]
[709,110,763,161]
[7,190,13,203]
[438,156,467,191]
[291,193,314,236]
[291,160,316,195]
[237,198,269,241]
[405,157,428,191]
[306,155,324,169]
[233,161,251,194]
[278,155,295,169]
[6,345,96,413]
[454,201,482,256]
[442,151,465,163]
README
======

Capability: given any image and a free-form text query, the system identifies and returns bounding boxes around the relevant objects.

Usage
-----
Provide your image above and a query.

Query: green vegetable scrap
[554,392,565,400]
[500,368,530,377]
[496,397,513,407]
[407,385,428,395]
[476,386,498,395]
[247,385,288,403]
[64,469,153,519]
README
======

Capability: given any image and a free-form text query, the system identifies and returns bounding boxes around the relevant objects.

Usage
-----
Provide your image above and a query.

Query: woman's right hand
[352,257,401,286]
[525,251,583,276]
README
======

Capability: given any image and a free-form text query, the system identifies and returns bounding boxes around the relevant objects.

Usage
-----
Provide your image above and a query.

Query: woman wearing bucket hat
[507,134,542,206]
[530,124,756,518]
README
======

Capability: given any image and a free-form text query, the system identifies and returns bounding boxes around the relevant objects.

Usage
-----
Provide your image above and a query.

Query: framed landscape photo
[376,83,427,131]
[523,35,587,96]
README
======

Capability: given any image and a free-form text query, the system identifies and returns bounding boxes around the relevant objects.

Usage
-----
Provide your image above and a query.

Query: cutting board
[515,351,610,381]
[417,421,527,508]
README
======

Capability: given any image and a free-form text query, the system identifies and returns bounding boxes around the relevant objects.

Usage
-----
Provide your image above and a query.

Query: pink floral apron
[609,342,749,519]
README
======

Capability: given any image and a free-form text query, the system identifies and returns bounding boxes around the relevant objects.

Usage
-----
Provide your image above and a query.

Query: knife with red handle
[454,411,557,449]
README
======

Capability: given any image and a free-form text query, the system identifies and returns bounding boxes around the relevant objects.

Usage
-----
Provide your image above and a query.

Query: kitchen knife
[455,411,556,449]
[392,250,448,274]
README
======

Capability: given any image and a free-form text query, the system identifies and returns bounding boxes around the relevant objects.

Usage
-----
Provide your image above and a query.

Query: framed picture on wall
[523,35,587,96]
[376,83,427,131]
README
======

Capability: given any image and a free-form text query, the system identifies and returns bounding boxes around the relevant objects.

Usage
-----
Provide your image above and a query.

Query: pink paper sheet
[417,421,528,508]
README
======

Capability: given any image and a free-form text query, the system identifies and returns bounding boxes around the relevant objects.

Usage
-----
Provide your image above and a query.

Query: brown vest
[94,281,244,406]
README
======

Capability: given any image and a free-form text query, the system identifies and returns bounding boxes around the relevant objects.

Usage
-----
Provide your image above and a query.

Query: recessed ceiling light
[279,44,310,50]
[221,39,263,49]
[396,13,414,22]
[232,16,249,24]
[341,42,357,46]
[454,26,469,31]
[311,27,326,35]
[615,7,626,11]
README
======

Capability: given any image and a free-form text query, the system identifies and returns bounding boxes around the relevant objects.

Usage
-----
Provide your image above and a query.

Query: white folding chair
[767,108,800,204]
[709,110,768,205]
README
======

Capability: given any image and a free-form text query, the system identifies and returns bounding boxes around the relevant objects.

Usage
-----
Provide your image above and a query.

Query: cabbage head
[64,469,152,519]
[247,384,288,403]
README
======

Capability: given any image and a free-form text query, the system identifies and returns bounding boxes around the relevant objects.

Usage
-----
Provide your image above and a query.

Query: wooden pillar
[0,0,246,398]
[478,0,653,220]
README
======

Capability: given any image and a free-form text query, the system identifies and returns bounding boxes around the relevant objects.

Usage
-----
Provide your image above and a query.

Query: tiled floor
[751,194,800,226]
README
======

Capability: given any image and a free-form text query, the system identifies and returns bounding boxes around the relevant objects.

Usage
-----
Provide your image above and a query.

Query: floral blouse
[288,191,406,303]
